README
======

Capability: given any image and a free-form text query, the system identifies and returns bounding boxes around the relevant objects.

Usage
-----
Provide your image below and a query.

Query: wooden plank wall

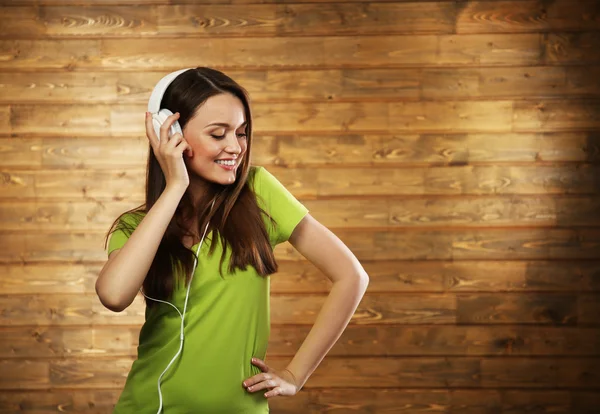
[1,0,600,412]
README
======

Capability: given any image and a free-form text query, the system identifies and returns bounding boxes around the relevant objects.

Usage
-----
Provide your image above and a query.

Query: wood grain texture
[2,324,600,358]
[1,260,599,295]
[1,132,599,167]
[2,196,600,231]
[456,0,600,33]
[545,32,600,64]
[1,165,599,200]
[1,259,600,295]
[1,1,598,38]
[1,291,598,327]
[0,356,599,390]
[0,34,544,71]
[4,100,600,136]
[1,228,600,262]
[3,66,600,104]
[1,389,598,414]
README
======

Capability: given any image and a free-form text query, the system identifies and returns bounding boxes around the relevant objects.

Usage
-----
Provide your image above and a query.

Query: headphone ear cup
[152,108,183,141]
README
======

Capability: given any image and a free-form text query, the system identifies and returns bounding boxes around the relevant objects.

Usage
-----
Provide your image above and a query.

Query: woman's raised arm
[96,185,186,312]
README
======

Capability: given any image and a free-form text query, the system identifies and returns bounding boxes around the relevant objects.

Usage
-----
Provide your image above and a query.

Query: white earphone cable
[139,198,215,414]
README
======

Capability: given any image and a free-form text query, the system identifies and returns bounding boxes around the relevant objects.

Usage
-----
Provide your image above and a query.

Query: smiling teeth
[216,160,235,166]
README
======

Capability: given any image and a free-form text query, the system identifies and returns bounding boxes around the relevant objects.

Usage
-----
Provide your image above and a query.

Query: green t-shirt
[106,166,309,413]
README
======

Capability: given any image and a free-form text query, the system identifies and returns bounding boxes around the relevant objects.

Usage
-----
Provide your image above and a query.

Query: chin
[213,177,237,185]
[201,170,238,185]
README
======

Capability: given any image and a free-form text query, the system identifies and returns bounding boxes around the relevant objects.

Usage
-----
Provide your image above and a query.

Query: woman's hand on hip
[242,357,299,398]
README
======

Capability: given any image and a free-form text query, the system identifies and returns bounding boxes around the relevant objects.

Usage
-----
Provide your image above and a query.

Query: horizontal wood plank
[3,67,600,104]
[456,0,600,34]
[0,3,454,37]
[1,165,599,200]
[545,32,600,65]
[2,196,600,232]
[2,260,599,295]
[513,99,600,131]
[0,292,455,326]
[0,34,542,71]
[1,133,598,168]
[0,389,122,414]
[1,228,600,262]
[481,357,600,388]
[456,293,578,325]
[2,2,598,38]
[1,356,599,389]
[2,324,599,358]
[4,100,600,136]
[3,389,599,414]
[1,292,597,326]
[579,294,600,325]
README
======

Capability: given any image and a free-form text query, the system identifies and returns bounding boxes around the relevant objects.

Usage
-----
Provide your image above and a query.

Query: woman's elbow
[356,270,369,292]
[337,269,369,292]
[95,280,129,313]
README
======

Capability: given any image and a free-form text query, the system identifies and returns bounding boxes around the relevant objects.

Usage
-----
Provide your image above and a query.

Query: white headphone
[142,68,213,414]
[147,68,193,141]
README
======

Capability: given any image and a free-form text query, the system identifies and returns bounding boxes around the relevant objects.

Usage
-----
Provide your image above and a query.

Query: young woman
[97,67,369,413]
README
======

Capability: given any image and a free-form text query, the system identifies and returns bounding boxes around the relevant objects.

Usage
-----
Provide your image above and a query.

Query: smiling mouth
[214,160,238,171]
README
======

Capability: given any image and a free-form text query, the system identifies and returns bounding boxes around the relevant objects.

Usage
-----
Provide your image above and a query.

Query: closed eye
[211,134,247,139]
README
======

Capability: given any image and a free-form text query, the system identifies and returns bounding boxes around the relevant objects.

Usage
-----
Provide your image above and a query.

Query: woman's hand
[145,111,192,192]
[242,357,300,398]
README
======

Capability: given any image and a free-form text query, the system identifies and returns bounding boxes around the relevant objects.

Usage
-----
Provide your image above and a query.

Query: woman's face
[182,93,248,187]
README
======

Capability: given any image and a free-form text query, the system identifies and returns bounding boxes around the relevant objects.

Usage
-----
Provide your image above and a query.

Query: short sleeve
[107,212,144,257]
[251,166,309,245]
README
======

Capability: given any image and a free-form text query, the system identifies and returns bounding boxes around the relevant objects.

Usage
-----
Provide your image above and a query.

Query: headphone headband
[147,68,193,114]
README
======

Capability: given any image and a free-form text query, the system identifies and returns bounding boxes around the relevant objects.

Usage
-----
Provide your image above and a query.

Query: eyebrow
[205,121,248,128]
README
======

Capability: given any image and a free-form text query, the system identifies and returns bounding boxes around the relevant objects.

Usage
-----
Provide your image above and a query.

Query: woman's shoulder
[248,165,265,189]
[249,164,264,176]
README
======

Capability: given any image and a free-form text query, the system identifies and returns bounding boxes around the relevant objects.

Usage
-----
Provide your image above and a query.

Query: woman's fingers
[145,111,181,146]
[243,360,298,398]
[246,378,277,392]
[159,112,180,143]
[145,112,158,147]
[251,357,269,372]
[264,387,282,398]
[243,358,271,390]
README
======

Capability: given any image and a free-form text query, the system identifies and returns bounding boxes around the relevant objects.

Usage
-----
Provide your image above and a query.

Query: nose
[224,131,243,155]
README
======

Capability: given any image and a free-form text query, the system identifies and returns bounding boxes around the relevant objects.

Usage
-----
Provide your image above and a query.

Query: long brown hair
[104,67,278,308]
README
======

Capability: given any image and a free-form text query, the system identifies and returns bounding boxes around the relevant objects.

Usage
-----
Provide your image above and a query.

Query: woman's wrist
[283,367,301,391]
[164,184,187,197]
